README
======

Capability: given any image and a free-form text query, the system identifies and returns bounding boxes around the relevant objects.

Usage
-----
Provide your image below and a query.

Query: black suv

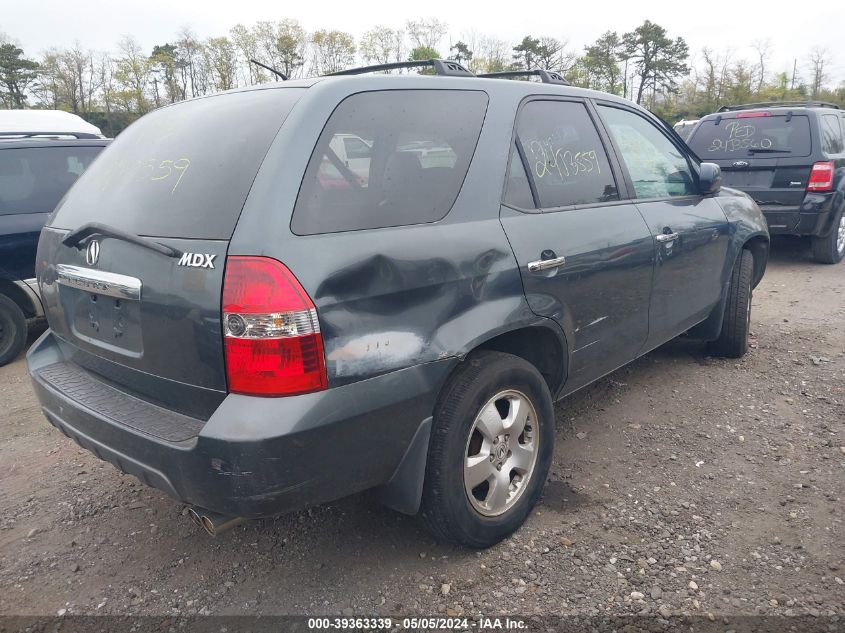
[686,102,845,263]
[27,61,769,547]
[0,135,108,365]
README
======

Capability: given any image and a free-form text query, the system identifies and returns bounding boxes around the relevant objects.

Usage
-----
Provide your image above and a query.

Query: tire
[0,294,28,367]
[707,249,753,359]
[811,207,845,264]
[419,350,554,548]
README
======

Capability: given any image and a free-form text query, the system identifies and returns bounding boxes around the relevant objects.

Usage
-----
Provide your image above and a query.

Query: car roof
[196,73,637,110]
[0,109,105,137]
[0,138,111,150]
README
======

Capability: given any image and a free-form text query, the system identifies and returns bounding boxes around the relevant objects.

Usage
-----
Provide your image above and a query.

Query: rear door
[38,87,304,418]
[686,113,814,224]
[596,102,731,348]
[499,98,654,392]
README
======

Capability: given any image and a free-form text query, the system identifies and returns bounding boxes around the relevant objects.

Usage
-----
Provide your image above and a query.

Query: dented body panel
[28,74,770,519]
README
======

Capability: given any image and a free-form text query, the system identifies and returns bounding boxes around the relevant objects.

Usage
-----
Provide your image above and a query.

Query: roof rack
[477,69,570,86]
[717,101,841,112]
[0,131,102,139]
[326,59,473,78]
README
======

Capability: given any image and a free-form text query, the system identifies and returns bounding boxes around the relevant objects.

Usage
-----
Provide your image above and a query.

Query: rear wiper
[747,147,791,154]
[62,222,182,258]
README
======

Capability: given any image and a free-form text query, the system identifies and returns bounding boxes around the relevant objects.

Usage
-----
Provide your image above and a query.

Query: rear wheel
[811,207,845,264]
[419,351,554,548]
[0,294,27,366]
[707,249,753,358]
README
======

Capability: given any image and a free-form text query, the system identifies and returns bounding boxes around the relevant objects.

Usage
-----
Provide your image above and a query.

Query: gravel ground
[1,237,843,623]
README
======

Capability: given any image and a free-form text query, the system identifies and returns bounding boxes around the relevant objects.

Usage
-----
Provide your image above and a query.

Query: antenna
[249,59,288,81]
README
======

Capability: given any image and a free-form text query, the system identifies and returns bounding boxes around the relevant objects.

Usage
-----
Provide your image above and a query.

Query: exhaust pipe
[186,507,203,529]
[187,506,245,536]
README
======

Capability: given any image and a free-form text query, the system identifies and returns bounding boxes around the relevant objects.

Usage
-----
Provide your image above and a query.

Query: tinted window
[50,88,304,239]
[0,146,102,215]
[821,115,844,154]
[600,105,696,198]
[292,90,488,235]
[503,145,535,209]
[687,115,812,159]
[515,101,617,209]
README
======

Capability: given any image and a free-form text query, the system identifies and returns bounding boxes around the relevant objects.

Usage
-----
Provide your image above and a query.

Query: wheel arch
[468,323,569,399]
[690,235,767,341]
[743,234,769,288]
[377,321,569,516]
[0,277,37,319]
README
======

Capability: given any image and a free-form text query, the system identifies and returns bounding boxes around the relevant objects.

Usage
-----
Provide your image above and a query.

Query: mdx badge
[177,252,216,269]
[85,240,100,266]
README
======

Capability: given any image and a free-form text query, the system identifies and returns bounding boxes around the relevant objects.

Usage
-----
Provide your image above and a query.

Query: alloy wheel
[464,390,539,517]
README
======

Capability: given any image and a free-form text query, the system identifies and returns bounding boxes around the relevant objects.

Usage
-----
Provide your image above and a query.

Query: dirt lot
[1,237,843,622]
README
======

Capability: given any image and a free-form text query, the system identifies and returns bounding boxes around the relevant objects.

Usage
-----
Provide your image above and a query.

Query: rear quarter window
[0,146,101,215]
[291,90,488,235]
[49,88,304,239]
[688,115,812,159]
[820,114,844,154]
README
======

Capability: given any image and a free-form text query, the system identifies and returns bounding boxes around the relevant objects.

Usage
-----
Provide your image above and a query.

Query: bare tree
[310,30,355,75]
[405,18,447,52]
[807,47,829,98]
[114,35,152,113]
[752,39,771,93]
[360,26,405,66]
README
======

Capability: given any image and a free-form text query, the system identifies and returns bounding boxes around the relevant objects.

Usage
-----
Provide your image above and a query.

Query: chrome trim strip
[56,265,142,300]
[13,278,45,318]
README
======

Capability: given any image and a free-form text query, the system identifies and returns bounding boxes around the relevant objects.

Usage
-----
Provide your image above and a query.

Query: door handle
[527,256,566,272]
[655,232,680,243]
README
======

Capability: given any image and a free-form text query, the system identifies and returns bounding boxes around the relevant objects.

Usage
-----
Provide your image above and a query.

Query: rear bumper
[27,330,453,518]
[760,191,841,236]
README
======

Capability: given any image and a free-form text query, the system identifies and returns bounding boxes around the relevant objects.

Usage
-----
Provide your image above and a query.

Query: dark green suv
[28,61,768,547]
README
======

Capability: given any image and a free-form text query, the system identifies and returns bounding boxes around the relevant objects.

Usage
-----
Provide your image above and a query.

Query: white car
[0,110,104,139]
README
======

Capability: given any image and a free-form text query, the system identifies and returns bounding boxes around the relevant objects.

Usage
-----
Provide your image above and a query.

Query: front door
[596,103,731,351]
[499,99,654,392]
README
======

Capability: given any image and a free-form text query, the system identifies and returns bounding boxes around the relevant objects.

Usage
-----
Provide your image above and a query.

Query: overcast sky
[3,0,843,82]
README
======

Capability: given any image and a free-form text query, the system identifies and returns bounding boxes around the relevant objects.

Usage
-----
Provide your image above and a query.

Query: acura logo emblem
[85,240,100,266]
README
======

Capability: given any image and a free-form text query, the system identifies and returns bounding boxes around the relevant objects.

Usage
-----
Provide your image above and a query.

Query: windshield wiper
[747,147,791,154]
[62,222,182,258]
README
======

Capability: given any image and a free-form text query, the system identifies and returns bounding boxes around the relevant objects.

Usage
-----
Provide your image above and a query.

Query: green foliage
[622,20,689,105]
[580,31,623,94]
[0,43,39,107]
[409,46,441,74]
[450,41,472,65]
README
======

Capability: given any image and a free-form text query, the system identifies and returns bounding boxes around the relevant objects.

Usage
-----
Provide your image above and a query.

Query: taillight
[222,256,327,396]
[807,161,835,192]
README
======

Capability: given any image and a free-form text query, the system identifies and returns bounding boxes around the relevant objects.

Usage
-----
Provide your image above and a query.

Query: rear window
[0,146,102,215]
[291,90,488,235]
[50,88,303,239]
[687,115,812,159]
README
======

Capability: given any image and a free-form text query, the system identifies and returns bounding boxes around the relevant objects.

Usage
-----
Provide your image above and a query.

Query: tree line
[1,18,842,135]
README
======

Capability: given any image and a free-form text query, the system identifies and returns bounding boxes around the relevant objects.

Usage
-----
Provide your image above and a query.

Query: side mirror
[699,162,722,195]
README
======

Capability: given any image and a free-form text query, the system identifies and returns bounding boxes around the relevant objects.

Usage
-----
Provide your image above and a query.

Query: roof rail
[0,131,102,139]
[717,101,841,112]
[326,59,473,78]
[477,69,570,86]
